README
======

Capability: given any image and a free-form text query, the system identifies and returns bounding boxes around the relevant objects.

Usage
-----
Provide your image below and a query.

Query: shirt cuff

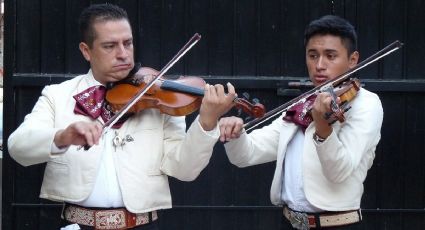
[313,130,334,146]
[51,142,69,155]
[197,119,220,138]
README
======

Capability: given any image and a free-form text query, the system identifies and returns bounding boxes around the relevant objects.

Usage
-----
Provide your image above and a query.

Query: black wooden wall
[3,0,425,229]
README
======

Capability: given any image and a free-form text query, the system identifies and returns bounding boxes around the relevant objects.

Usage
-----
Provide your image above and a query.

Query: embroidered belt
[63,204,158,230]
[283,206,361,230]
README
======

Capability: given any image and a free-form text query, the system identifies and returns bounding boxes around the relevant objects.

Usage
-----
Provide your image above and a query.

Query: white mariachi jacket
[225,88,383,211]
[8,70,219,213]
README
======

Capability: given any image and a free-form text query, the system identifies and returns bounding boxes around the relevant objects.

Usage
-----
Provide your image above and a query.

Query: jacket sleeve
[224,115,283,167]
[315,91,383,183]
[8,85,61,166]
[160,115,219,181]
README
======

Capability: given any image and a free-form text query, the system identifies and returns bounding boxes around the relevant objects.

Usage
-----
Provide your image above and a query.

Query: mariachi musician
[219,15,385,230]
[8,3,237,230]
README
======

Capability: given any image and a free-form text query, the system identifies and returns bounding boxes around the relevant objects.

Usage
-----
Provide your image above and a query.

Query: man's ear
[79,42,91,62]
[349,51,359,68]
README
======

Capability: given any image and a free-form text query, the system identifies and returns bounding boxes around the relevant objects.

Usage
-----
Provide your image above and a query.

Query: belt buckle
[288,210,310,230]
[94,209,127,229]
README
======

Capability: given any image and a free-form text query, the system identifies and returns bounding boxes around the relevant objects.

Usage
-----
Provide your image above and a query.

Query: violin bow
[102,33,202,134]
[243,40,403,132]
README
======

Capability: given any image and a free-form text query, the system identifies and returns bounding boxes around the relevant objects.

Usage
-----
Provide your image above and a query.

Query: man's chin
[115,69,132,80]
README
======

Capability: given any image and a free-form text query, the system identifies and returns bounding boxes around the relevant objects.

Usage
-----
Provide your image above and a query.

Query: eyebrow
[100,41,116,45]
[99,38,132,45]
[307,49,338,53]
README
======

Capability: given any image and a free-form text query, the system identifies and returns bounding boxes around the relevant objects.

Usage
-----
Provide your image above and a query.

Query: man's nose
[116,44,129,58]
[316,56,326,70]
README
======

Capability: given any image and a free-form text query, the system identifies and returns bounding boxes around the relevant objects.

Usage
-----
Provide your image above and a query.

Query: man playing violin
[219,15,383,229]
[8,3,236,230]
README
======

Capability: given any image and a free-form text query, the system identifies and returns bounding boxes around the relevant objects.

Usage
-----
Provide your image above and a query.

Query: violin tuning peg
[242,92,250,100]
[252,98,260,104]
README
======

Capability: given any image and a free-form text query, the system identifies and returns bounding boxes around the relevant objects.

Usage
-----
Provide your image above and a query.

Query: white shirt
[52,130,124,207]
[75,130,124,207]
[281,128,323,213]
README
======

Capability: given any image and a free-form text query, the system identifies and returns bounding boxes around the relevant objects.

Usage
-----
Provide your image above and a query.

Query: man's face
[79,19,135,85]
[306,34,359,86]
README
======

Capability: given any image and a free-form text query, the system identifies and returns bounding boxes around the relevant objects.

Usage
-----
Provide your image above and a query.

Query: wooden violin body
[105,67,266,118]
[106,67,205,116]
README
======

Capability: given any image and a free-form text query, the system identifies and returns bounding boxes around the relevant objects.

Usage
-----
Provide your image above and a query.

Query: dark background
[3,0,425,229]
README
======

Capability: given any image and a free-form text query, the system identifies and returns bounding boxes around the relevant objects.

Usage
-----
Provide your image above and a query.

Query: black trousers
[59,218,160,230]
[281,216,361,230]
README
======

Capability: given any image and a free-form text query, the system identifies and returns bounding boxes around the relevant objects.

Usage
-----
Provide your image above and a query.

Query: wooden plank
[362,153,378,208]
[399,95,425,228]
[233,0,257,75]
[378,94,404,211]
[39,207,63,229]
[139,0,162,69]
[307,0,332,19]
[405,0,425,79]
[185,0,209,75]
[280,0,308,77]
[160,0,186,74]
[402,95,425,208]
[381,0,404,79]
[257,0,282,76]
[231,3,273,226]
[355,0,381,79]
[207,0,234,75]
[40,0,66,73]
[65,0,89,73]
[14,209,39,229]
[2,0,19,229]
[16,0,41,72]
[402,213,425,229]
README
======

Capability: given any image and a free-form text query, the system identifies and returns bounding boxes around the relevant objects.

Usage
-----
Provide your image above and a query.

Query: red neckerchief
[282,94,317,132]
[73,85,127,128]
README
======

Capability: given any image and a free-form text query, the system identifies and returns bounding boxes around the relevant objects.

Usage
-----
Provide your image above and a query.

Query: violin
[320,78,361,123]
[105,66,266,118]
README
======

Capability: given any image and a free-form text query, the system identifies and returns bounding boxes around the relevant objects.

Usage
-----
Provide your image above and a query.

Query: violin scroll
[233,98,266,119]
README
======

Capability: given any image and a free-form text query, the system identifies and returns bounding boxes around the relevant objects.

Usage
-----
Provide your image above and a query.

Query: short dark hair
[304,15,357,55]
[78,3,130,47]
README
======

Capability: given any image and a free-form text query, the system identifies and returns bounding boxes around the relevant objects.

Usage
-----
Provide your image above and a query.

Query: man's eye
[124,41,133,48]
[309,54,318,59]
[328,54,337,60]
[104,45,114,49]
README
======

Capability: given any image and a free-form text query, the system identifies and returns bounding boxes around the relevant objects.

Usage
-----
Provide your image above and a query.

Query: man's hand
[311,92,340,139]
[199,82,237,131]
[218,116,244,142]
[54,121,103,148]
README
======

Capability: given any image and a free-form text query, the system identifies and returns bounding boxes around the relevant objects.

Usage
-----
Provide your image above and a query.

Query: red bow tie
[282,94,317,132]
[73,85,127,128]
